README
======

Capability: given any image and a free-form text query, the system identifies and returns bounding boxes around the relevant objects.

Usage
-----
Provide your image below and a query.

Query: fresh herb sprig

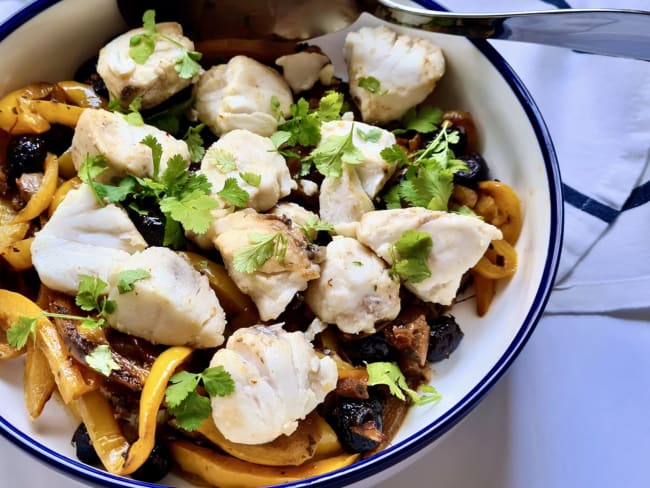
[389,230,432,284]
[165,366,235,431]
[129,10,202,79]
[366,361,441,406]
[7,275,117,349]
[232,232,288,274]
[381,121,468,211]
[306,124,364,178]
[78,136,218,248]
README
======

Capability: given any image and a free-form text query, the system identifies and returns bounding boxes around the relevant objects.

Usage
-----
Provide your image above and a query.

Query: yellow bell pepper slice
[73,389,130,474]
[118,346,193,476]
[13,153,59,224]
[30,100,85,128]
[170,440,359,488]
[57,81,106,109]
[24,338,56,420]
[56,151,77,178]
[48,177,81,217]
[1,237,34,271]
[0,84,54,134]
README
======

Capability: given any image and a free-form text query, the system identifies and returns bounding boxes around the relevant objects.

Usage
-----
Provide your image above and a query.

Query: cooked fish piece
[214,209,320,321]
[276,51,330,93]
[269,202,319,240]
[319,165,374,237]
[320,120,397,197]
[356,208,502,305]
[106,247,226,348]
[97,22,197,109]
[305,236,400,334]
[71,108,190,179]
[344,26,445,124]
[194,56,293,137]
[209,324,337,444]
[31,184,147,295]
[201,130,296,212]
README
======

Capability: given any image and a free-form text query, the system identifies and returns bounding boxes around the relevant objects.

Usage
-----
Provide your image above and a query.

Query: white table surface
[1,1,649,488]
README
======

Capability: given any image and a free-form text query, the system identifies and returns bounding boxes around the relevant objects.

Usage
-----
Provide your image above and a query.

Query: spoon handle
[376,1,650,61]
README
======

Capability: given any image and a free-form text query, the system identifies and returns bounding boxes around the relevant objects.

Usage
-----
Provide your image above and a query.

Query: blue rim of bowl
[0,1,564,487]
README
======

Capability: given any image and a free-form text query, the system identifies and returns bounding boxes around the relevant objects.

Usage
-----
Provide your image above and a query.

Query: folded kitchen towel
[433,0,650,312]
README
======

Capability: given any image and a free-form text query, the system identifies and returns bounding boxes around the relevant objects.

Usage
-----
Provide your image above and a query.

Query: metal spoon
[118,0,650,61]
[376,1,650,61]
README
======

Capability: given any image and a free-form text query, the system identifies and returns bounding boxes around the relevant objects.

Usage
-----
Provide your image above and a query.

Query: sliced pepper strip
[1,237,34,271]
[30,100,85,128]
[48,177,81,217]
[12,153,59,224]
[73,389,129,474]
[57,81,107,109]
[118,346,193,475]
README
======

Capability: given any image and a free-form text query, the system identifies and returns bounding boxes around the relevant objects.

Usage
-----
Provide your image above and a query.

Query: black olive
[74,56,109,99]
[6,134,47,182]
[342,334,396,366]
[126,202,166,247]
[130,442,172,483]
[43,124,75,156]
[71,423,101,465]
[329,396,384,453]
[453,153,490,189]
[427,315,464,362]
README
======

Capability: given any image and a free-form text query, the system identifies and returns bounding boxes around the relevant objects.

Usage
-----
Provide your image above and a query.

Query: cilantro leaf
[168,391,211,431]
[183,124,206,163]
[145,96,194,135]
[94,176,137,203]
[357,127,382,143]
[129,33,156,64]
[116,268,151,294]
[383,185,402,209]
[85,345,120,377]
[7,316,38,349]
[366,361,441,406]
[270,95,283,121]
[141,135,163,179]
[239,172,261,187]
[453,205,483,219]
[78,154,108,204]
[232,232,288,274]
[165,366,235,432]
[402,106,444,134]
[270,131,292,149]
[202,366,236,397]
[358,76,385,94]
[399,165,454,211]
[205,147,237,173]
[380,144,410,168]
[276,92,344,149]
[163,215,185,249]
[175,50,203,79]
[217,178,249,208]
[391,230,432,283]
[159,191,218,234]
[75,275,109,312]
[165,371,202,408]
[142,9,157,33]
[308,125,364,177]
[318,91,345,122]
[298,217,334,241]
[160,154,190,196]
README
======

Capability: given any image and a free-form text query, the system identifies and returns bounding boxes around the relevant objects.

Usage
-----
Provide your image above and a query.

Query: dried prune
[453,153,489,188]
[427,315,464,362]
[329,396,384,453]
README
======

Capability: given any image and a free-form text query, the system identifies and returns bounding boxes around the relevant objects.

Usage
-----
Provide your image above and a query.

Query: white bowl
[0,1,563,487]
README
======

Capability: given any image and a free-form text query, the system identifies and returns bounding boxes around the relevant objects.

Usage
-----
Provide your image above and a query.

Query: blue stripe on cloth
[540,0,573,8]
[563,180,650,223]
[622,180,650,211]
[562,184,618,223]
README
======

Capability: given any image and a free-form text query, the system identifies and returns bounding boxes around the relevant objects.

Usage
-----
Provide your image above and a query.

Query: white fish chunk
[319,165,374,237]
[214,209,320,321]
[344,26,445,124]
[201,130,296,212]
[194,56,293,137]
[106,247,225,348]
[97,22,197,109]
[31,184,147,295]
[209,324,337,444]
[356,208,502,305]
[305,236,400,334]
[276,51,330,93]
[269,202,319,240]
[320,120,397,197]
[71,108,190,179]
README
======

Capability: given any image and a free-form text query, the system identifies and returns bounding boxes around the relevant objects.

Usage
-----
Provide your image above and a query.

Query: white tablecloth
[1,1,649,487]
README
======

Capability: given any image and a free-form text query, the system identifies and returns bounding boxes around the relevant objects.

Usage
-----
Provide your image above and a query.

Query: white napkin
[433,0,650,313]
